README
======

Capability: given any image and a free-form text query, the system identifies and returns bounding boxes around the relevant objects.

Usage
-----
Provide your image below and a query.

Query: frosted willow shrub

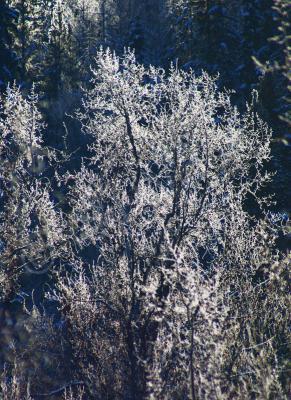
[0,86,68,300]
[49,50,287,399]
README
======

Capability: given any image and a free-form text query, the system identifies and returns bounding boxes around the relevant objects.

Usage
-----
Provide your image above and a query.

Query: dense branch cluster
[0,50,289,399]
[0,86,69,299]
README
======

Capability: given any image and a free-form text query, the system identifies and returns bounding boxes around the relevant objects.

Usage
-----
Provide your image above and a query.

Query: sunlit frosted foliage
[46,50,290,399]
[0,86,68,299]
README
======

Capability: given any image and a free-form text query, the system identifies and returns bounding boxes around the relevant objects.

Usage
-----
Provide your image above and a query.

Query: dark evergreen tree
[26,0,53,89]
[6,0,50,88]
[0,0,17,89]
[45,0,71,98]
[11,0,30,84]
[270,0,291,131]
[239,0,275,92]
